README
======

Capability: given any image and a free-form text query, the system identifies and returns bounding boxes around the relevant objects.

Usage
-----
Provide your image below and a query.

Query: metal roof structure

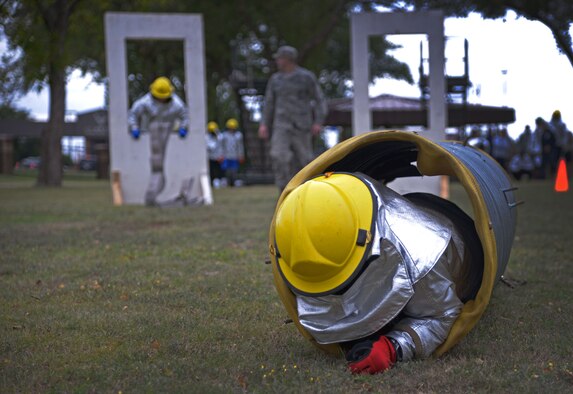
[325,94,515,128]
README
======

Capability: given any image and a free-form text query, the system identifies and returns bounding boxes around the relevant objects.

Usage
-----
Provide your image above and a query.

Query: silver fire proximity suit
[128,93,189,205]
[296,179,466,361]
[261,66,328,190]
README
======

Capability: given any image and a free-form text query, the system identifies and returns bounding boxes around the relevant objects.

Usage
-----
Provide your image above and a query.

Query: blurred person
[509,150,534,181]
[466,127,491,154]
[530,123,544,178]
[220,118,245,187]
[485,125,497,152]
[128,76,189,206]
[258,45,328,192]
[206,121,223,188]
[491,127,513,170]
[515,125,541,179]
[537,117,556,179]
[508,152,522,180]
[549,110,568,169]
[565,130,573,176]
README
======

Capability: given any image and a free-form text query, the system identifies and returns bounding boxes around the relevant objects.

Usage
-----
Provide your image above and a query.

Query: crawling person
[272,172,483,374]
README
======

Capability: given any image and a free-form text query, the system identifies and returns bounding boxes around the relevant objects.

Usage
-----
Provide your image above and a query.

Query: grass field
[1,171,572,393]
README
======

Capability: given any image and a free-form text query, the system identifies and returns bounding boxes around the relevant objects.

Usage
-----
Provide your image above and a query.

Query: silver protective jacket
[128,92,189,132]
[206,133,222,161]
[220,130,245,160]
[296,180,464,361]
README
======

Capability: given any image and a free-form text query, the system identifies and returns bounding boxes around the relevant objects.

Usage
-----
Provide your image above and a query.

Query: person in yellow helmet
[549,110,569,173]
[206,121,223,188]
[128,76,190,206]
[273,172,482,374]
[220,118,245,187]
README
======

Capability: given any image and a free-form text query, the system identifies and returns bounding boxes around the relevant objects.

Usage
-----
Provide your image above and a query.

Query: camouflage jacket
[261,66,327,131]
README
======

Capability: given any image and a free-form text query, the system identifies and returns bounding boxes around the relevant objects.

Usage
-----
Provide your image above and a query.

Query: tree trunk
[37,66,65,187]
[35,0,78,187]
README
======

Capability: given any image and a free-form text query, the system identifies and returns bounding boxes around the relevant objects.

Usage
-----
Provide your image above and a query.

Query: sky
[12,11,573,140]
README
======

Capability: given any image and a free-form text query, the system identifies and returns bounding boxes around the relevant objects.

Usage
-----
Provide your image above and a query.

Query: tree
[378,0,573,68]
[228,7,413,100]
[0,105,31,120]
[0,0,111,186]
[0,46,27,109]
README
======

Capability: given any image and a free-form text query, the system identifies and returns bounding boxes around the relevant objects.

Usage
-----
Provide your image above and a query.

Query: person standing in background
[206,121,223,188]
[220,118,245,187]
[258,45,328,193]
[549,110,569,171]
[537,117,556,179]
[467,127,491,154]
[491,127,514,170]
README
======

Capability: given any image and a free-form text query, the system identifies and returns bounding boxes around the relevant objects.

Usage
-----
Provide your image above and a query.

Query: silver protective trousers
[145,121,172,205]
[270,125,313,191]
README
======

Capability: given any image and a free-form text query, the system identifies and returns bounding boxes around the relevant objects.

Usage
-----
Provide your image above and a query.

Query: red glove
[347,336,397,374]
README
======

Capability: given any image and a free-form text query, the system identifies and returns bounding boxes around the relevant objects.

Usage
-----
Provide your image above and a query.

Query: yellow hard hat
[274,172,376,296]
[226,118,239,129]
[553,110,561,119]
[149,77,174,99]
[207,121,219,133]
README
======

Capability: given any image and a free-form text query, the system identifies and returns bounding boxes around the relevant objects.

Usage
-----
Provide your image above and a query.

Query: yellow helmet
[274,173,376,296]
[226,118,239,130]
[207,121,219,133]
[149,77,174,99]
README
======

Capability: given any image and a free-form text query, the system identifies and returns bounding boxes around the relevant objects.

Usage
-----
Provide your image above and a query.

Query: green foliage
[0,105,30,120]
[110,0,414,114]
[2,1,572,119]
[1,1,415,121]
[229,3,413,99]
[0,1,111,89]
[0,0,118,186]
[0,45,28,107]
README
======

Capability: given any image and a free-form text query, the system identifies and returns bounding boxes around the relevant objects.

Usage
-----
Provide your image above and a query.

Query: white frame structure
[351,11,446,195]
[105,12,211,205]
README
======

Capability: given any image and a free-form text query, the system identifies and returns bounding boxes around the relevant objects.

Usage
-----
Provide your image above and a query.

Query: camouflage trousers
[270,126,314,191]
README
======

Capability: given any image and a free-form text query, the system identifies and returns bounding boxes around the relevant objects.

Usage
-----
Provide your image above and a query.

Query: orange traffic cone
[555,158,569,192]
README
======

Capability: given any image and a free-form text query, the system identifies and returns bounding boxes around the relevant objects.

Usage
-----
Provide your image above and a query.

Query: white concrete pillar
[105,12,210,205]
[427,19,446,141]
[350,11,446,195]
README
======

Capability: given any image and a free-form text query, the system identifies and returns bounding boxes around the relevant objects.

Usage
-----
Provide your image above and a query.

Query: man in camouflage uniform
[258,46,328,192]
